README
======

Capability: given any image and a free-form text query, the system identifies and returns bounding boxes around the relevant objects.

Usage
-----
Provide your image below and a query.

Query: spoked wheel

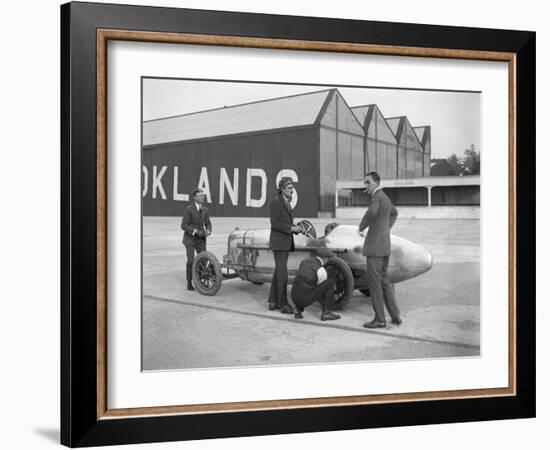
[296,219,317,239]
[325,257,354,308]
[192,251,222,295]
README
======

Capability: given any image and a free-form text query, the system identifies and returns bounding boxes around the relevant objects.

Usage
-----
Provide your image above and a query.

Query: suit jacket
[269,195,295,251]
[294,257,323,287]
[359,189,398,257]
[181,203,212,247]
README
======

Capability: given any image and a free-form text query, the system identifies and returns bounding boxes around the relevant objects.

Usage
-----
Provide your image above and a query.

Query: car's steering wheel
[297,220,317,239]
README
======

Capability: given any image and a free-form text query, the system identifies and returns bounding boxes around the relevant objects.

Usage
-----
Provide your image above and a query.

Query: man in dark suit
[181,188,212,291]
[291,255,341,321]
[359,171,401,328]
[268,177,303,314]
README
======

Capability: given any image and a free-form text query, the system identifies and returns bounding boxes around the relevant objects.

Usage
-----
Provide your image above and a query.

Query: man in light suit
[181,188,212,291]
[268,177,303,314]
[359,172,401,328]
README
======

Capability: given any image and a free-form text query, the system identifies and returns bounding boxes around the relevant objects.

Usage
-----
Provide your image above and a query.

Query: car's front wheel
[325,257,354,308]
[192,251,222,295]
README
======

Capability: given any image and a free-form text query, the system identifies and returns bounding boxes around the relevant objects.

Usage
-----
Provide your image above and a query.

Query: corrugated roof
[414,126,426,141]
[414,126,431,149]
[143,89,332,146]
[386,117,404,139]
[387,117,424,149]
[350,105,375,125]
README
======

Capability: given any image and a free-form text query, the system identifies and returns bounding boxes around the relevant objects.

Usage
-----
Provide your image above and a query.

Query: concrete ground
[142,217,480,370]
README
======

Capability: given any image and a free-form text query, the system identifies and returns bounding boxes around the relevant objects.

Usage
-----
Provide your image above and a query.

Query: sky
[143,78,481,159]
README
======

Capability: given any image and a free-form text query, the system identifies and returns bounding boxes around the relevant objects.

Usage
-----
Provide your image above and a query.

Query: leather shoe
[187,283,195,291]
[391,317,402,326]
[294,312,304,319]
[363,319,386,329]
[280,305,294,314]
[321,311,341,321]
[268,303,279,311]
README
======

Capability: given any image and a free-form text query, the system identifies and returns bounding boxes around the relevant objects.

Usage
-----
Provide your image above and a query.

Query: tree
[463,144,480,175]
[446,145,480,175]
[447,153,461,174]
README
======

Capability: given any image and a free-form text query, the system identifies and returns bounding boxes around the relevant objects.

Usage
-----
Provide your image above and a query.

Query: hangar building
[351,104,398,180]
[144,88,375,217]
[142,87,478,218]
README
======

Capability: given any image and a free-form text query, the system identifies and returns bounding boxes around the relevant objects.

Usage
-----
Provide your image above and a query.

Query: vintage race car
[192,220,432,307]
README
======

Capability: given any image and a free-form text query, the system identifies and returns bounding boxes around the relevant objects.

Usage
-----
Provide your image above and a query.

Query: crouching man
[291,254,341,321]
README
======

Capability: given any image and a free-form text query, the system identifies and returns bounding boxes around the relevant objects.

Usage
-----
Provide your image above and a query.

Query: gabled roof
[386,117,406,141]
[386,116,424,148]
[334,93,367,135]
[143,89,333,146]
[414,126,426,141]
[351,104,398,142]
[414,125,431,149]
[350,104,375,126]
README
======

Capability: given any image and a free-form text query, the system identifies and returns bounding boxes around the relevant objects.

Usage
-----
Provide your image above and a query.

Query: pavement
[142,217,480,370]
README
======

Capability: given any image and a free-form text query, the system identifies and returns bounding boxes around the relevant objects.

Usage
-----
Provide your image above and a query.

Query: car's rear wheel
[325,257,354,308]
[192,251,222,295]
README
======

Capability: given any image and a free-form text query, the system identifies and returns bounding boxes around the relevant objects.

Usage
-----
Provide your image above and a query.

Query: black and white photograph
[141,78,481,371]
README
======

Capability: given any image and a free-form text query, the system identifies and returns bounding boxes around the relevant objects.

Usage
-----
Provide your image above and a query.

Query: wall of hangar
[142,127,320,217]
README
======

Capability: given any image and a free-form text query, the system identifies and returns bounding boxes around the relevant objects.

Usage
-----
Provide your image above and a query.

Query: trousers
[291,278,335,310]
[268,251,290,307]
[366,255,400,322]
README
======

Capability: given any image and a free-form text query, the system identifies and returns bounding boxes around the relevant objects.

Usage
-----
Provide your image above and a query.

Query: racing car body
[192,221,432,306]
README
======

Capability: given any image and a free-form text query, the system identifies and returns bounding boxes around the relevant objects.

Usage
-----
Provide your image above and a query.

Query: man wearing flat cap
[181,188,212,291]
[291,249,341,321]
[268,177,303,314]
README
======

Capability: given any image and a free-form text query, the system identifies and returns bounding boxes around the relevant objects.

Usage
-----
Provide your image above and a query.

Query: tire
[192,251,223,296]
[325,257,354,307]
